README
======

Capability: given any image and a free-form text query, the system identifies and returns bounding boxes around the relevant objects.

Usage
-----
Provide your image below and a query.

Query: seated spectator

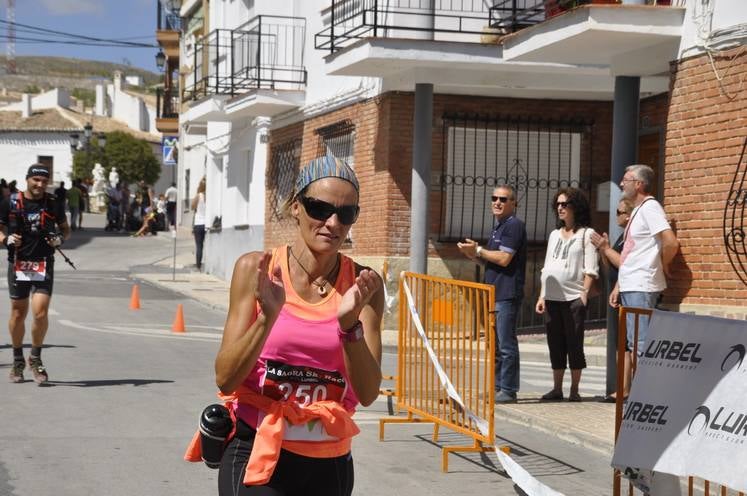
[131,207,157,237]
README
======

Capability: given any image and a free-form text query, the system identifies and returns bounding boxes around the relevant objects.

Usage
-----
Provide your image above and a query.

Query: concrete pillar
[409,83,433,274]
[21,94,31,119]
[606,75,640,396]
[248,117,271,228]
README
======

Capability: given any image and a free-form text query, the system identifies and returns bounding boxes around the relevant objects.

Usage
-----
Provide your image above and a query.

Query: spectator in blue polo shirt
[458,184,528,403]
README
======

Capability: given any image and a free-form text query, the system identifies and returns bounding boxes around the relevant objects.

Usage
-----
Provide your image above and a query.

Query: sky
[7,0,160,72]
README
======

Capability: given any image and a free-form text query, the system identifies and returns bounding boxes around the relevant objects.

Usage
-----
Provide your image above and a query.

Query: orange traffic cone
[172,304,185,333]
[129,284,141,310]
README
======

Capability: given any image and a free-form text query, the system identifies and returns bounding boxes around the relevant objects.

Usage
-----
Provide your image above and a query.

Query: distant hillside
[0,56,160,86]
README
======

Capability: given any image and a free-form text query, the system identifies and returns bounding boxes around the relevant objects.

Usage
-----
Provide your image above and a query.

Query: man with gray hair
[610,164,679,364]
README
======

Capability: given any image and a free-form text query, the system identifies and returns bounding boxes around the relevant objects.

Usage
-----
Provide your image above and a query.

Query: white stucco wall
[0,133,73,185]
[111,90,146,132]
[679,0,747,57]
[205,121,231,231]
[4,89,71,112]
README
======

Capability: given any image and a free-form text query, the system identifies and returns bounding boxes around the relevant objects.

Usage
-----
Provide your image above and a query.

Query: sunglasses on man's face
[556,201,569,209]
[300,196,360,225]
[491,196,509,204]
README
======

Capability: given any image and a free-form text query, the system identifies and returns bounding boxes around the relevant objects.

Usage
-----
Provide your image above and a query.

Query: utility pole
[6,0,16,75]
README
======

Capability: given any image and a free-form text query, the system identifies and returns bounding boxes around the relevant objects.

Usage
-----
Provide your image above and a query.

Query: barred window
[440,118,586,243]
[316,120,355,167]
[268,139,301,223]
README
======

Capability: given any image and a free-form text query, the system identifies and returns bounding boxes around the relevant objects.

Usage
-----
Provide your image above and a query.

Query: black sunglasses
[556,201,569,208]
[616,209,629,215]
[300,196,360,225]
[491,196,509,203]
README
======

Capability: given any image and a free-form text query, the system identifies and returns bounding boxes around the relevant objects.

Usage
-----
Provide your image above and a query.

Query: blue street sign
[162,136,178,165]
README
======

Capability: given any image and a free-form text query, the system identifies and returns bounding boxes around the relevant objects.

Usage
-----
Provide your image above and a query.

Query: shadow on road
[0,343,76,350]
[44,378,174,387]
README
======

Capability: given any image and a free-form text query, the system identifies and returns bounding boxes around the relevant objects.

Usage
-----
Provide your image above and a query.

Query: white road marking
[48,308,59,316]
[59,319,221,343]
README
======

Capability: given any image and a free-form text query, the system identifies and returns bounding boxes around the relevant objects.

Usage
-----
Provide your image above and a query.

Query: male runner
[0,164,70,384]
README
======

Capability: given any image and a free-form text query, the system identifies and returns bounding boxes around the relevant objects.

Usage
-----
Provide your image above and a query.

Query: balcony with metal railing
[315,0,685,53]
[156,0,182,58]
[157,0,182,31]
[315,0,496,53]
[156,87,180,134]
[183,16,307,103]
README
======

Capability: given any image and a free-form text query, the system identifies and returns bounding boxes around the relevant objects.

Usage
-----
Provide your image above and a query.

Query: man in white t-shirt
[165,182,178,229]
[610,164,679,362]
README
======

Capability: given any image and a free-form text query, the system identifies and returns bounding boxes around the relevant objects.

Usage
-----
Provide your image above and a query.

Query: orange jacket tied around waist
[184,385,359,486]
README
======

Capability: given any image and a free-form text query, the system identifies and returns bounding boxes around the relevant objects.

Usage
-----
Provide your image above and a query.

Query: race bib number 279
[262,360,347,407]
[14,260,46,282]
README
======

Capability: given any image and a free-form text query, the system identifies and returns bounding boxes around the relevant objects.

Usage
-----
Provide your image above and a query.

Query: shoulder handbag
[582,228,601,298]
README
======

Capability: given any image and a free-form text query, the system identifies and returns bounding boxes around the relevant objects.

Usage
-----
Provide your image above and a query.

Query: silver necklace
[288,246,339,296]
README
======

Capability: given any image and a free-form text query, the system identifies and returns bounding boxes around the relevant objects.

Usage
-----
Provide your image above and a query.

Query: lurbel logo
[621,401,669,432]
[639,339,703,370]
[721,344,746,372]
[687,406,710,435]
[687,405,747,445]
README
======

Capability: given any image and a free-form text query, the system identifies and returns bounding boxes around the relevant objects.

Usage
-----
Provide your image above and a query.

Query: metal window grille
[268,139,302,224]
[316,120,356,164]
[724,137,747,287]
[440,115,588,243]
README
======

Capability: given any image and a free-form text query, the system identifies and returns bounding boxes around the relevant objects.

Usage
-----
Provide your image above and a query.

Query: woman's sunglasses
[300,196,360,225]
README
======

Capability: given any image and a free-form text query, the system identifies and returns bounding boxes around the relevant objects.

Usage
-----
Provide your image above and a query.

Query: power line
[0,34,157,48]
[0,18,158,48]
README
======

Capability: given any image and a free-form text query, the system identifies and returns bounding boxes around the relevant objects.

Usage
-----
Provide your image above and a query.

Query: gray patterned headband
[295,154,359,196]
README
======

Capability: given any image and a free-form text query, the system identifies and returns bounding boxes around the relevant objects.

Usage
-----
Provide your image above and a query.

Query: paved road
[0,216,613,495]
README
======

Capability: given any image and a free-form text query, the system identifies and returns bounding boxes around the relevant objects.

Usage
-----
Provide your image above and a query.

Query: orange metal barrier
[612,307,746,496]
[379,271,495,472]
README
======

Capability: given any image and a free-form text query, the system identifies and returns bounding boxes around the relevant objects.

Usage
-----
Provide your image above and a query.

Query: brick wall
[663,47,747,312]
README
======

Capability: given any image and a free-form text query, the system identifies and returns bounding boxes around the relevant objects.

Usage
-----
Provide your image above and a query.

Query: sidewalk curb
[130,273,229,314]
[494,403,615,457]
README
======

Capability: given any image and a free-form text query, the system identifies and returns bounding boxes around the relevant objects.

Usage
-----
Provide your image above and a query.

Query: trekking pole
[54,246,77,270]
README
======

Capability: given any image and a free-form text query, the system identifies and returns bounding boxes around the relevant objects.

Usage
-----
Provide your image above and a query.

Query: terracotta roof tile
[0,108,80,131]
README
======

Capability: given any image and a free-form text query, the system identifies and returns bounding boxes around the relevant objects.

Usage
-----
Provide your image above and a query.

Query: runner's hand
[338,269,382,330]
[5,234,21,248]
[46,234,63,248]
[255,252,285,325]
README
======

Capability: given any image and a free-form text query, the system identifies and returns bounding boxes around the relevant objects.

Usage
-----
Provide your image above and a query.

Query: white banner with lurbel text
[612,310,747,493]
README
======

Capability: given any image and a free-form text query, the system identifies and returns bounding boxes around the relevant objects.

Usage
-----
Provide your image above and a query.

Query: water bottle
[199,404,233,469]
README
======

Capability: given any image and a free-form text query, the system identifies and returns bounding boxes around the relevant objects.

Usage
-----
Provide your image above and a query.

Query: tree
[72,131,160,185]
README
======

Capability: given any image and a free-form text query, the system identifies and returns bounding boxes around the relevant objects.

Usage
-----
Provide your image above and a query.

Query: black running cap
[26,164,50,179]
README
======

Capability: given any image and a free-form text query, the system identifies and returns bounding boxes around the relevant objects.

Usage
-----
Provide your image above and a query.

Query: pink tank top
[235,246,360,442]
